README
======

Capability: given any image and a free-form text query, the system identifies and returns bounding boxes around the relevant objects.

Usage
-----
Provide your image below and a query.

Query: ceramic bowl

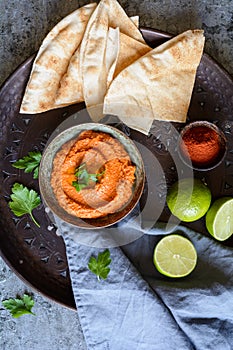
[39,122,145,229]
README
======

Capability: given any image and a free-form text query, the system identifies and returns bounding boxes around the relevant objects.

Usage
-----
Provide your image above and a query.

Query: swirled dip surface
[51,130,136,218]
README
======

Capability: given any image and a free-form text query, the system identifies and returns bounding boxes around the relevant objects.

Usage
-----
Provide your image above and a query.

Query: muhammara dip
[51,130,136,219]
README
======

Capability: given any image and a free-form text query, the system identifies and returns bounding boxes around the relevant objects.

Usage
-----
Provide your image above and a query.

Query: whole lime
[167,178,211,222]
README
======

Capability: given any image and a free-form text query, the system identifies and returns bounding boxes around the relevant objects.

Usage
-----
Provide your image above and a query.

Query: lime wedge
[153,234,197,278]
[206,197,233,241]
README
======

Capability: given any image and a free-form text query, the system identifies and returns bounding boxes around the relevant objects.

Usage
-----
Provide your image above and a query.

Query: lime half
[153,234,197,278]
[206,197,233,241]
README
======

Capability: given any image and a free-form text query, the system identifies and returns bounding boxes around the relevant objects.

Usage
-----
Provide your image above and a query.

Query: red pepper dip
[180,124,222,167]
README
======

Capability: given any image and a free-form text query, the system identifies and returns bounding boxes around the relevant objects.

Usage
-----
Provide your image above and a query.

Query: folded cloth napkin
[55,214,233,350]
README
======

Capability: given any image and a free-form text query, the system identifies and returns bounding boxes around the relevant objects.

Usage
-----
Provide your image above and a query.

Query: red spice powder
[181,125,221,165]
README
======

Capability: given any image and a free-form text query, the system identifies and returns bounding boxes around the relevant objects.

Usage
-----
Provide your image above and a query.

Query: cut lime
[206,197,233,241]
[153,234,197,278]
[166,178,211,222]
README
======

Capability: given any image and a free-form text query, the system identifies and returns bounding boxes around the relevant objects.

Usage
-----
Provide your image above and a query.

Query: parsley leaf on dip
[72,163,104,191]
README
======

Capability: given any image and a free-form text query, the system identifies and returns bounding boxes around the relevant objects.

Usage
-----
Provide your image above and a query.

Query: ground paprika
[180,125,221,166]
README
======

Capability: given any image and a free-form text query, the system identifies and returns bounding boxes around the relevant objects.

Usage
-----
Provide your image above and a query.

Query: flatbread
[53,44,83,107]
[79,1,110,113]
[130,16,139,28]
[107,2,144,43]
[20,3,97,114]
[106,27,120,89]
[114,32,151,78]
[104,30,205,134]
[54,17,138,108]
[80,0,146,113]
[54,46,83,107]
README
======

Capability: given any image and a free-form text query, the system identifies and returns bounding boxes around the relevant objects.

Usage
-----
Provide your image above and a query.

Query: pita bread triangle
[54,15,144,108]
[80,0,146,112]
[114,32,151,78]
[106,0,144,42]
[130,16,139,28]
[55,27,150,109]
[54,45,83,108]
[104,30,205,134]
[20,3,97,114]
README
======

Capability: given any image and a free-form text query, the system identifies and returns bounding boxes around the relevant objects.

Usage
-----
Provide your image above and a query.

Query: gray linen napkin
[56,215,233,350]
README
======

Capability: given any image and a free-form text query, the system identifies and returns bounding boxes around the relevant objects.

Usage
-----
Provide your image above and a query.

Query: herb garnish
[12,151,42,179]
[88,249,111,281]
[9,183,41,227]
[72,163,104,192]
[2,294,35,318]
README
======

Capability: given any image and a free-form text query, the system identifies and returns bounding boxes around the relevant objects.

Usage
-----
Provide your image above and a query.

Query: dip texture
[51,130,136,219]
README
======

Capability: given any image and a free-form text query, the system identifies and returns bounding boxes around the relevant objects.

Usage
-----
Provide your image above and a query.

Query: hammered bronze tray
[0,28,233,309]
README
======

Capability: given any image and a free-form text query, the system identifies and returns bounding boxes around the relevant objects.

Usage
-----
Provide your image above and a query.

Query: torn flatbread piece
[80,0,146,113]
[130,16,139,28]
[53,16,139,108]
[104,30,205,134]
[20,3,96,114]
[114,32,151,78]
[54,46,84,108]
[106,27,120,89]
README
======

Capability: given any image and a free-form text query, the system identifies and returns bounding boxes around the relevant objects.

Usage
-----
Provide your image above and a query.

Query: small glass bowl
[39,122,145,229]
[178,121,227,171]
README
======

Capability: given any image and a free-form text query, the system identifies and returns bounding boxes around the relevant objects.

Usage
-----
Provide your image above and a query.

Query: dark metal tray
[0,28,233,309]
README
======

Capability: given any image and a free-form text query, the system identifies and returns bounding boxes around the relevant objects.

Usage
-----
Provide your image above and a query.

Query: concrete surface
[0,1,232,349]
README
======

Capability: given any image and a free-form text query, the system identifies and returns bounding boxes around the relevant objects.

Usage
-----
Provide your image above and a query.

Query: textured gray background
[0,1,232,349]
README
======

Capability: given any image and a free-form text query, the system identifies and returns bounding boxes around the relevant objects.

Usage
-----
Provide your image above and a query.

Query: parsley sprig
[12,151,42,179]
[9,183,41,227]
[88,249,111,281]
[2,294,35,318]
[72,163,104,192]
